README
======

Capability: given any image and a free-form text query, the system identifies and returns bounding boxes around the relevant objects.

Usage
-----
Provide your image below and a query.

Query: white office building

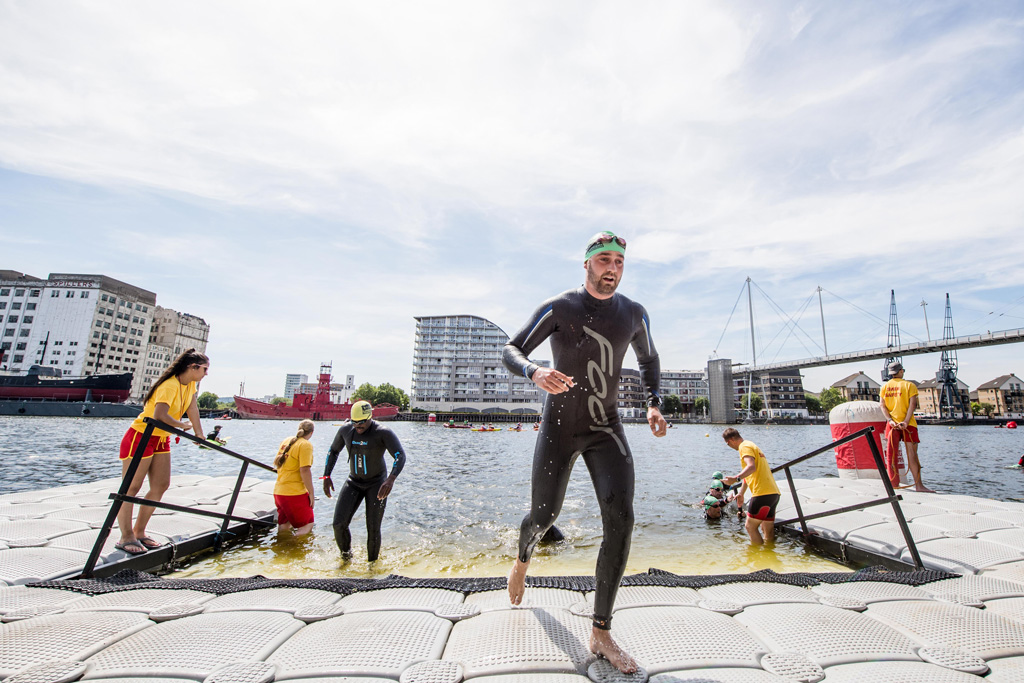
[411,314,546,413]
[284,374,308,400]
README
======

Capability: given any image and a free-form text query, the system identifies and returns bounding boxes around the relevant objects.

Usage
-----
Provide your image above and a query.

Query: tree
[970,401,982,416]
[740,392,763,413]
[694,396,709,417]
[197,392,219,410]
[805,395,822,414]
[351,383,378,404]
[980,402,996,418]
[375,383,410,410]
[662,394,683,416]
[270,397,291,406]
[820,387,847,413]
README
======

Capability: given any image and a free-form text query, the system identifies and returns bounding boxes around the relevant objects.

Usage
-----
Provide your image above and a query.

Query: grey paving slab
[819,661,986,682]
[902,537,1024,574]
[649,671,789,683]
[63,588,215,613]
[465,588,582,612]
[0,587,89,615]
[610,605,768,674]
[0,610,153,677]
[338,587,463,613]
[986,655,1024,682]
[442,607,593,677]
[269,610,451,679]
[921,575,1024,601]
[810,580,932,603]
[866,600,1024,659]
[0,520,90,543]
[82,611,303,680]
[0,548,88,585]
[583,586,700,611]
[203,588,340,613]
[696,582,817,606]
[734,602,919,667]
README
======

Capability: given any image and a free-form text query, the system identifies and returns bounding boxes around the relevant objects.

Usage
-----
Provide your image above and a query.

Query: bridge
[735,327,1024,374]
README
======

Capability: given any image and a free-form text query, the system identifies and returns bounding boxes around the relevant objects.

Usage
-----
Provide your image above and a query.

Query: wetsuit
[323,420,406,561]
[503,285,660,630]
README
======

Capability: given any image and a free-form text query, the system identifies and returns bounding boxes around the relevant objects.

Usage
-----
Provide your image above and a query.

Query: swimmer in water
[322,401,406,561]
[502,231,667,673]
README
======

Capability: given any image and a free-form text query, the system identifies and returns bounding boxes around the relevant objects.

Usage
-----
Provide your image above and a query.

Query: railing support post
[865,426,924,569]
[783,467,809,536]
[81,422,156,578]
[216,461,250,551]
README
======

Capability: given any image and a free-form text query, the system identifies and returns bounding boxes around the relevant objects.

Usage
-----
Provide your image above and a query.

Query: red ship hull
[232,396,400,421]
[0,371,132,403]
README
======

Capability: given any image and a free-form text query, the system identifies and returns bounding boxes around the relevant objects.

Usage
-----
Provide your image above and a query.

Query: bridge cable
[712,282,748,358]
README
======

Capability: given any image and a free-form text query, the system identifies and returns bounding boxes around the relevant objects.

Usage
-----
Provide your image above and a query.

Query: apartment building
[618,369,647,417]
[660,369,708,413]
[135,307,210,398]
[284,374,308,400]
[831,371,881,403]
[976,374,1024,418]
[411,314,546,413]
[734,369,809,418]
[916,377,971,418]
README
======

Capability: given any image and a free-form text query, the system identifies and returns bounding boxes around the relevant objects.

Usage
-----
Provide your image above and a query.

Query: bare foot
[508,558,529,605]
[915,485,936,493]
[590,628,637,674]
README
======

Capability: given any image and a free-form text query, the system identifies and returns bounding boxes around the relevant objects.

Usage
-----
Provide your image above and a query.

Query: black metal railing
[771,425,924,569]
[81,417,277,578]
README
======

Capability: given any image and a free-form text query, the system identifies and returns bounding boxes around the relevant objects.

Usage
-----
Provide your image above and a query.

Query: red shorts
[275,493,314,527]
[885,423,920,444]
[119,428,171,460]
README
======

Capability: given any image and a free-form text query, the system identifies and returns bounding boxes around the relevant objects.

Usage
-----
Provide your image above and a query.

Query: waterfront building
[297,374,355,404]
[660,369,708,414]
[733,369,809,418]
[618,369,646,418]
[135,306,209,398]
[976,374,1024,418]
[411,314,546,413]
[283,374,308,400]
[831,371,881,403]
[916,377,971,418]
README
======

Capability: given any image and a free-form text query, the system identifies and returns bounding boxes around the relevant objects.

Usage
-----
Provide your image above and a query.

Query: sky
[1,1,1022,399]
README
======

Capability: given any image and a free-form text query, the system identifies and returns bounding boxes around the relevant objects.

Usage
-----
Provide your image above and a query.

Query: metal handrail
[770,425,924,569]
[81,417,277,578]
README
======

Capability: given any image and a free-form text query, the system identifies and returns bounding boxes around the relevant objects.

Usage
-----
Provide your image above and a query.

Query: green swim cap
[712,471,724,480]
[584,232,626,261]
[710,480,724,490]
[703,495,721,508]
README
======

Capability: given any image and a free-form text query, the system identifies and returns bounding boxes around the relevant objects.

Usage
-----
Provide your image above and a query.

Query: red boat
[233,363,399,421]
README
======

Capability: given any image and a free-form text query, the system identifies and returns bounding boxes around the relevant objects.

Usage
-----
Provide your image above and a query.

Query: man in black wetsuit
[322,400,406,561]
[502,231,667,674]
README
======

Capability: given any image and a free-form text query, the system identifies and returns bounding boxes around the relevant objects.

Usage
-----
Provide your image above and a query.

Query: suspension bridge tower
[881,290,903,383]
[936,294,968,419]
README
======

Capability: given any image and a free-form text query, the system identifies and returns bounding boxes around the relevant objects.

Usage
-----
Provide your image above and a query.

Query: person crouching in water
[721,427,780,546]
[322,401,406,561]
[703,495,723,520]
[273,419,316,536]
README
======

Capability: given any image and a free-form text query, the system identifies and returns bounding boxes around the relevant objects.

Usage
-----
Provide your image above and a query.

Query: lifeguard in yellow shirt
[880,361,934,492]
[722,428,780,546]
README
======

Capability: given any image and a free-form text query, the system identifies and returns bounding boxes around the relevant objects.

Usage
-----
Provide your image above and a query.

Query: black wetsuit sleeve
[632,304,662,407]
[382,429,407,478]
[503,297,558,380]
[324,425,349,478]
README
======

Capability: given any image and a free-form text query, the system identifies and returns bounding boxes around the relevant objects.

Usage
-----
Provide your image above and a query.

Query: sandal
[115,541,148,556]
[137,536,164,550]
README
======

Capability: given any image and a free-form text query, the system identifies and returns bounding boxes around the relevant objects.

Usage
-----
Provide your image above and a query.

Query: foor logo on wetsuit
[583,325,627,456]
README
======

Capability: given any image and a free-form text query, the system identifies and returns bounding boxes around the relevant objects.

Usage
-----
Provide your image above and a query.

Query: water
[2,417,1021,579]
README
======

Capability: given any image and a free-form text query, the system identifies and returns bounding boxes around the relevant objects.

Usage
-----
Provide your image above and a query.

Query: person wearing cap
[702,495,724,520]
[880,362,933,492]
[205,425,226,445]
[322,400,408,561]
[721,428,781,546]
[502,230,667,674]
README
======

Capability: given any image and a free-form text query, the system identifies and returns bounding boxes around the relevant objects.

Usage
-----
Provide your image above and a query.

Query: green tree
[805,395,822,414]
[375,382,410,410]
[740,392,763,412]
[351,383,378,404]
[820,387,847,413]
[197,391,219,410]
[970,401,982,416]
[980,402,996,417]
[216,399,235,411]
[662,394,683,416]
[694,396,709,417]
[270,397,291,406]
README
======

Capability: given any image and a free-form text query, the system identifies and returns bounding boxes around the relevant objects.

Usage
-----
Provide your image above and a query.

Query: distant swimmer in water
[322,401,406,561]
[205,425,226,445]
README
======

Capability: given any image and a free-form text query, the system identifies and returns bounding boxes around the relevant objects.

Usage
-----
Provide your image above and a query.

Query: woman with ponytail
[273,419,316,536]
[116,348,209,555]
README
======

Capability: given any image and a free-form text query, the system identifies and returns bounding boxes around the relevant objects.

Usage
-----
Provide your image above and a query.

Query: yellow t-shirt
[881,378,919,427]
[131,379,197,438]
[274,437,314,496]
[739,440,780,497]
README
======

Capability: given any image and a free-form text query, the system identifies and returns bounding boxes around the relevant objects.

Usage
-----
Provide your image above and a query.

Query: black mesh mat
[29,565,958,597]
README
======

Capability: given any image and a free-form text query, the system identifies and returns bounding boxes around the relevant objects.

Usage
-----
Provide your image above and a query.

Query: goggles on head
[585,232,627,261]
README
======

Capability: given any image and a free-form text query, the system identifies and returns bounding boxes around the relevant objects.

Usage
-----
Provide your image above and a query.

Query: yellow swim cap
[351,400,373,421]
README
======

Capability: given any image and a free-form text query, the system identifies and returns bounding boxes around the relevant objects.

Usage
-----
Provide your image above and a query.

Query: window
[26,303,35,310]
[70,341,77,346]
[15,289,24,296]
[11,302,20,310]
[23,317,32,324]
[15,342,26,351]
[104,322,110,329]
[65,291,74,298]
[54,341,62,345]
[53,350,61,356]
[0,303,5,310]
[95,321,103,328]
[0,288,8,295]
[65,361,74,366]
[51,290,60,297]
[3,330,13,337]
[19,329,30,337]
[6,316,15,323]
[80,291,89,298]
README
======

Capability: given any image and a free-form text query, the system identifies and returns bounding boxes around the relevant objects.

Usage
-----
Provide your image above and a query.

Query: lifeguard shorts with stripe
[884,423,920,444]
[275,493,315,527]
[747,493,781,522]
[119,428,171,460]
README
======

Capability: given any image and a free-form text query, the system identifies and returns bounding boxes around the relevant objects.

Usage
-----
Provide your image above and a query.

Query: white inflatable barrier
[829,400,906,484]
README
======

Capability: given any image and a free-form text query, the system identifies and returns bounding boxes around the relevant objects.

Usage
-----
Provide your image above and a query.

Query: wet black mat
[28,565,958,597]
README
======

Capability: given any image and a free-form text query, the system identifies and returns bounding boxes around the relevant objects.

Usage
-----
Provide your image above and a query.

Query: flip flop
[137,536,164,550]
[115,541,148,556]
